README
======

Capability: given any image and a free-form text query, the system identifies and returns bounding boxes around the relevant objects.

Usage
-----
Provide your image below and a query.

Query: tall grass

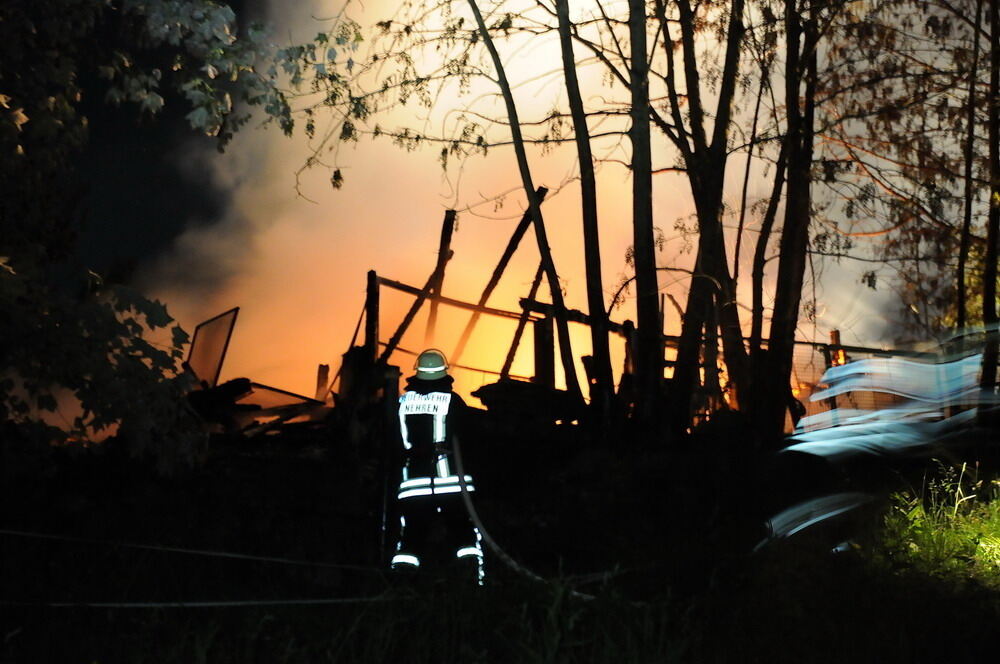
[871,463,1000,588]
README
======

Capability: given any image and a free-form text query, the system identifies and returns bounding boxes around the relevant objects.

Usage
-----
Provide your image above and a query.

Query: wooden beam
[365,270,379,363]
[379,276,533,322]
[501,262,545,380]
[520,298,629,336]
[533,316,555,389]
[452,187,548,364]
[425,210,457,345]
[378,254,452,364]
[315,364,330,401]
[518,298,935,359]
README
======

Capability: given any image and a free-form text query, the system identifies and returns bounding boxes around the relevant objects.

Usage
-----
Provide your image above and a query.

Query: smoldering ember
[3,1,1000,662]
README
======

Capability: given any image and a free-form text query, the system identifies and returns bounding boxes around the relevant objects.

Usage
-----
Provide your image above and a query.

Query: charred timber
[425,210,457,345]
[452,188,548,364]
[380,276,537,322]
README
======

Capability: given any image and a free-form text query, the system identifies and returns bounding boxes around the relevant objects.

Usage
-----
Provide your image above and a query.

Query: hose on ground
[451,434,594,600]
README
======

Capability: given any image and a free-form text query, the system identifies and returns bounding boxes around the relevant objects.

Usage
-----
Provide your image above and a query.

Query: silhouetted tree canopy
[0,0,299,472]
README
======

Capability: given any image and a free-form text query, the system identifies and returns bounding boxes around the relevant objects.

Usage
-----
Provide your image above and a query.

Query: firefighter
[390,348,484,584]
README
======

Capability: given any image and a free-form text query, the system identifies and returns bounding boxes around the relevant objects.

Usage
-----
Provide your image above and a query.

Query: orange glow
[139,0,888,408]
[139,0,676,405]
[145,118,652,406]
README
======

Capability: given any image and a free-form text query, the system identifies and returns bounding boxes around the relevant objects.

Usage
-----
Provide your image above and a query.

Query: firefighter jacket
[396,375,474,497]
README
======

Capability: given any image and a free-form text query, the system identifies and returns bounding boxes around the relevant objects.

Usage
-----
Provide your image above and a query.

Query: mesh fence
[791,342,942,431]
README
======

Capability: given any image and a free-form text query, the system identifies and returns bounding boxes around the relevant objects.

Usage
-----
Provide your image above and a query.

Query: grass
[871,463,1000,589]
[683,462,1000,664]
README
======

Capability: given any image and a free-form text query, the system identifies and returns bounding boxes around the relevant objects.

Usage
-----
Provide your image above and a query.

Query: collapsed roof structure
[181,196,947,442]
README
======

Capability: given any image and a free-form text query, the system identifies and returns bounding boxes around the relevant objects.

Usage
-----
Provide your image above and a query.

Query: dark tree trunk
[759,0,818,443]
[749,139,788,428]
[467,0,582,401]
[629,0,662,427]
[750,142,789,358]
[556,0,614,417]
[981,0,999,395]
[958,0,984,331]
[702,0,750,409]
[734,74,767,283]
[668,169,750,428]
[703,292,723,410]
[662,0,748,434]
[667,236,711,434]
[698,178,750,409]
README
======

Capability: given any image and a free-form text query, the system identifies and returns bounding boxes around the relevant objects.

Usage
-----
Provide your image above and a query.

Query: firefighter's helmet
[415,348,449,380]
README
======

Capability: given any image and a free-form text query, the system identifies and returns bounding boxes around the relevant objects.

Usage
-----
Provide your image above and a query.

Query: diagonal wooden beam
[378,254,452,364]
[500,262,545,380]
[379,276,531,321]
[452,187,548,364]
[424,210,457,345]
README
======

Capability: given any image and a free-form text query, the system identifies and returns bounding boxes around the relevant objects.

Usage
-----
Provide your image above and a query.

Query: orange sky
[140,0,894,405]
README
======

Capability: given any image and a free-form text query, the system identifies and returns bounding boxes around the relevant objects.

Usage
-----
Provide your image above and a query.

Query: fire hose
[451,434,594,600]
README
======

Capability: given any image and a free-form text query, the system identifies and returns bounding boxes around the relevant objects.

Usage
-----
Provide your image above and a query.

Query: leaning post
[365,270,380,365]
[425,210,457,345]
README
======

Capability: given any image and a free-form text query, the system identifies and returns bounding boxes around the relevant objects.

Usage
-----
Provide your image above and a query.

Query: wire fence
[791,341,942,424]
[0,597,398,609]
[0,528,381,572]
[0,527,391,608]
